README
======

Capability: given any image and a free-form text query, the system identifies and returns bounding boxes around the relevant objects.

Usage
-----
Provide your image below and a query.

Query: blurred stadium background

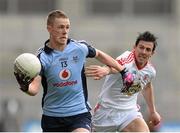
[0,0,180,131]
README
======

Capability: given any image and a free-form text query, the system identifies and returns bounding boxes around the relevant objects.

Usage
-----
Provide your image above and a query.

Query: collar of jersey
[44,39,71,54]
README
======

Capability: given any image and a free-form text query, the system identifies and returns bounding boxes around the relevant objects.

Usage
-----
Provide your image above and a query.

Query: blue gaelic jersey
[37,39,96,117]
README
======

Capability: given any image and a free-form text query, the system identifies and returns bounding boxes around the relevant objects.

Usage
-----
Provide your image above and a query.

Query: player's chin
[138,57,148,63]
[59,39,67,44]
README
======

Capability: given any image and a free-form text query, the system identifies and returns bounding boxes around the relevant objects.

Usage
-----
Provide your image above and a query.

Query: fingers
[85,67,104,80]
[149,112,161,127]
[153,119,161,126]
[85,65,102,77]
[93,76,102,80]
[85,70,97,76]
[86,72,104,80]
[149,121,153,125]
[149,120,160,127]
[85,65,101,73]
[86,65,101,69]
[85,65,107,80]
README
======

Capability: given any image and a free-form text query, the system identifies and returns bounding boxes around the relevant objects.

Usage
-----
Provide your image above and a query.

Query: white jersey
[98,50,156,110]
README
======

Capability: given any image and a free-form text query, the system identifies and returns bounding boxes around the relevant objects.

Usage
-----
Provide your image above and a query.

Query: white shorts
[92,103,143,132]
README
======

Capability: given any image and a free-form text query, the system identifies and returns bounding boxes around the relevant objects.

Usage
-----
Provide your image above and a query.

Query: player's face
[134,40,154,67]
[48,17,70,45]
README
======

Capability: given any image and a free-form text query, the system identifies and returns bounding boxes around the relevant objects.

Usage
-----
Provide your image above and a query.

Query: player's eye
[139,46,144,50]
[146,48,152,52]
[66,25,70,30]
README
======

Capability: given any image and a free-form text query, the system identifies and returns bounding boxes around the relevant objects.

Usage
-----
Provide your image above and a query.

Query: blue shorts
[41,112,92,132]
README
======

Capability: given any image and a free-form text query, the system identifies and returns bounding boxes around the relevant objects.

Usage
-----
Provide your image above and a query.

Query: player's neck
[49,40,67,51]
[135,60,147,70]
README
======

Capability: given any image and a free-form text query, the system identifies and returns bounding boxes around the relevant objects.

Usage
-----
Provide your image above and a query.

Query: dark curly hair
[135,31,157,51]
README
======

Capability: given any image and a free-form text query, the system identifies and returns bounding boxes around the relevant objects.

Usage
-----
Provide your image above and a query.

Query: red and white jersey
[98,51,156,110]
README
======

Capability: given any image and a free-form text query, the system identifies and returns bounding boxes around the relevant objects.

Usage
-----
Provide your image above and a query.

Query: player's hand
[120,68,134,89]
[85,65,110,80]
[149,111,161,126]
[14,72,33,92]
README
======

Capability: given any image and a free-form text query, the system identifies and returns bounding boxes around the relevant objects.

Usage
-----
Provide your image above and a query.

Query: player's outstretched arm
[85,65,111,80]
[95,49,124,72]
[86,49,134,87]
[142,82,161,126]
[85,65,134,89]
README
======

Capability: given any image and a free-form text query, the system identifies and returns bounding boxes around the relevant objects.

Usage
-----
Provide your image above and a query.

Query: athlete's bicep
[142,82,152,95]
[143,82,150,89]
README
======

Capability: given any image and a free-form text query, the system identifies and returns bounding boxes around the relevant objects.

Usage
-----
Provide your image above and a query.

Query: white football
[14,53,41,79]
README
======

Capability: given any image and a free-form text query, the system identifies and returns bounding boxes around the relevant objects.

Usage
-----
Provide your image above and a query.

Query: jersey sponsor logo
[55,69,78,87]
[59,69,71,80]
[121,71,142,96]
[121,82,142,96]
[59,57,68,61]
[53,80,77,87]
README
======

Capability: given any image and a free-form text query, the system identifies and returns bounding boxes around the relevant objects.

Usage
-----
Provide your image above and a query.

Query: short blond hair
[47,10,68,26]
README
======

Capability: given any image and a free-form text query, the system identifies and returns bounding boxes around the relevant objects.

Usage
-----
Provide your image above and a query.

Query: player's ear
[133,44,136,49]
[151,50,155,56]
[47,25,52,33]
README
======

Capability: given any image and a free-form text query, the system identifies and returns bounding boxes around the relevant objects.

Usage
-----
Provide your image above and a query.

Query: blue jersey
[37,39,96,117]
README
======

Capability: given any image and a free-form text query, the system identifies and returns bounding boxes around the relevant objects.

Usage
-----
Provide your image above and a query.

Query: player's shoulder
[70,39,94,51]
[146,61,156,77]
[116,51,132,60]
[116,51,134,65]
[36,46,50,61]
[36,46,44,57]
[71,39,89,46]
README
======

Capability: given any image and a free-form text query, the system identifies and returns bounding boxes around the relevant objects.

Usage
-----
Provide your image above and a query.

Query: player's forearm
[95,49,124,72]
[26,76,41,96]
[142,83,156,113]
[26,85,39,96]
[145,96,155,113]
[105,66,119,74]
